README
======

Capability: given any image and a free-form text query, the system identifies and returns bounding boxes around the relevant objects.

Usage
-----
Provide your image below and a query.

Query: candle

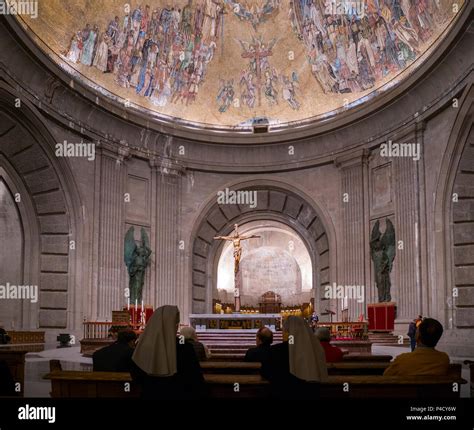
[127,298,130,310]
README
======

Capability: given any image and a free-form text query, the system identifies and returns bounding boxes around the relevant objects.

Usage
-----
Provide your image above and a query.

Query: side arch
[433,83,474,356]
[0,87,84,330]
[190,179,336,314]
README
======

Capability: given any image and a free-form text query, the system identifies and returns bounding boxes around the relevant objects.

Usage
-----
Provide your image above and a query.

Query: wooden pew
[200,361,261,375]
[44,370,466,399]
[205,374,269,398]
[321,375,465,398]
[200,361,388,375]
[343,354,392,362]
[327,362,388,375]
[46,371,141,398]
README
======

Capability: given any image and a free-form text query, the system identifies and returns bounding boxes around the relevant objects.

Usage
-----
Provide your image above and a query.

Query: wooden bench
[343,354,392,362]
[200,361,388,375]
[200,361,261,374]
[44,369,466,399]
[321,375,465,398]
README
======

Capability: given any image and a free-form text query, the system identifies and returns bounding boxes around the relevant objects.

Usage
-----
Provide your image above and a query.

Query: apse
[216,220,313,306]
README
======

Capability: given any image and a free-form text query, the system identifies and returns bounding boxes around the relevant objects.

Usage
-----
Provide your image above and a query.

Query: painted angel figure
[217,79,235,112]
[370,219,396,303]
[281,74,300,110]
[124,227,152,303]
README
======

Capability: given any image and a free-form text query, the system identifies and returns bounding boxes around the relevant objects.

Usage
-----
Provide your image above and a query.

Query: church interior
[0,0,473,420]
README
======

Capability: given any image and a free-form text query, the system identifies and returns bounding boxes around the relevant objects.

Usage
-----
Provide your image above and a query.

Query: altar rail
[315,322,369,340]
[82,322,131,340]
[8,331,45,344]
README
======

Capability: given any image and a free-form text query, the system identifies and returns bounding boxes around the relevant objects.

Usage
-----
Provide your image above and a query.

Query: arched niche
[190,181,335,315]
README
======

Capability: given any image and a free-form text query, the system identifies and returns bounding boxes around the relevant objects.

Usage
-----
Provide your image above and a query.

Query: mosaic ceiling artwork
[17,0,464,129]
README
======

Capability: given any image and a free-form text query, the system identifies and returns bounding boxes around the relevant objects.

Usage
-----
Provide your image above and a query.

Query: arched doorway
[190,182,335,316]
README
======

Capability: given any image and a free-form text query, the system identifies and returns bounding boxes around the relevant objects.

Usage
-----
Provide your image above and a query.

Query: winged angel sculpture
[124,227,152,303]
[370,219,396,303]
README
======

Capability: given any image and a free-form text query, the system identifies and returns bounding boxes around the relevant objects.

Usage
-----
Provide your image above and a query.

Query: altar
[189,313,282,331]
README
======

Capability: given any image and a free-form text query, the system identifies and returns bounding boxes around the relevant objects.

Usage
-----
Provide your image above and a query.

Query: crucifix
[239,37,276,107]
[214,224,260,312]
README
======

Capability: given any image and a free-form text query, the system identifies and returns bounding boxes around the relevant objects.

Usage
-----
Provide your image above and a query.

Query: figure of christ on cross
[239,37,277,107]
[214,224,260,312]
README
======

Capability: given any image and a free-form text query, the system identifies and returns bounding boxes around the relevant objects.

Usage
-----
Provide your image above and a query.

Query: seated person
[180,326,210,361]
[244,326,273,363]
[383,318,450,376]
[93,330,137,372]
[131,306,205,399]
[0,360,15,395]
[315,327,343,362]
[0,327,11,345]
[261,316,328,399]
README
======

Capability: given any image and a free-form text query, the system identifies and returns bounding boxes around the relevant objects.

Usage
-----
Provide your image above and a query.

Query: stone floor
[22,344,471,398]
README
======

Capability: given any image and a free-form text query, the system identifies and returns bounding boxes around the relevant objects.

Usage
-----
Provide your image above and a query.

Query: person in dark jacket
[407,319,417,351]
[130,305,205,399]
[180,326,210,361]
[244,326,273,363]
[93,330,137,372]
[0,327,11,345]
[261,316,328,399]
[0,360,15,395]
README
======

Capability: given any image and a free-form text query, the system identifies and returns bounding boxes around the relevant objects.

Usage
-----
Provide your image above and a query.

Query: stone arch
[0,88,83,330]
[0,156,40,330]
[190,180,335,314]
[434,83,473,330]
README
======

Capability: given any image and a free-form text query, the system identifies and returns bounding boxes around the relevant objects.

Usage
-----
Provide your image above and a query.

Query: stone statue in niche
[370,218,396,303]
[124,227,152,303]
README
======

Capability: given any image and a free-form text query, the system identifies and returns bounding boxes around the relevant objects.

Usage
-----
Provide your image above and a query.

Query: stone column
[92,145,128,320]
[152,157,186,313]
[391,126,424,320]
[335,150,370,320]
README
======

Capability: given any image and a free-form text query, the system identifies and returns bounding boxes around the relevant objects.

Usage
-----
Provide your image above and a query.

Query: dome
[16,0,464,131]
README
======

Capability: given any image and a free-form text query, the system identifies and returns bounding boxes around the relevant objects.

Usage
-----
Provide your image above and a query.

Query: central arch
[190,180,336,315]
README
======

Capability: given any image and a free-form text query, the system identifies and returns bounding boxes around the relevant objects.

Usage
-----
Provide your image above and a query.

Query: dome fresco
[17,0,464,130]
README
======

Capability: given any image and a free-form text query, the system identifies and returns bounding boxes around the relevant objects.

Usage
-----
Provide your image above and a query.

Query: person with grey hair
[244,326,274,363]
[180,326,210,362]
[315,327,344,363]
[261,316,328,399]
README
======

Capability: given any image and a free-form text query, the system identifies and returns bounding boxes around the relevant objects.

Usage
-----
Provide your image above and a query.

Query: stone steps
[368,332,410,346]
[196,331,282,357]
